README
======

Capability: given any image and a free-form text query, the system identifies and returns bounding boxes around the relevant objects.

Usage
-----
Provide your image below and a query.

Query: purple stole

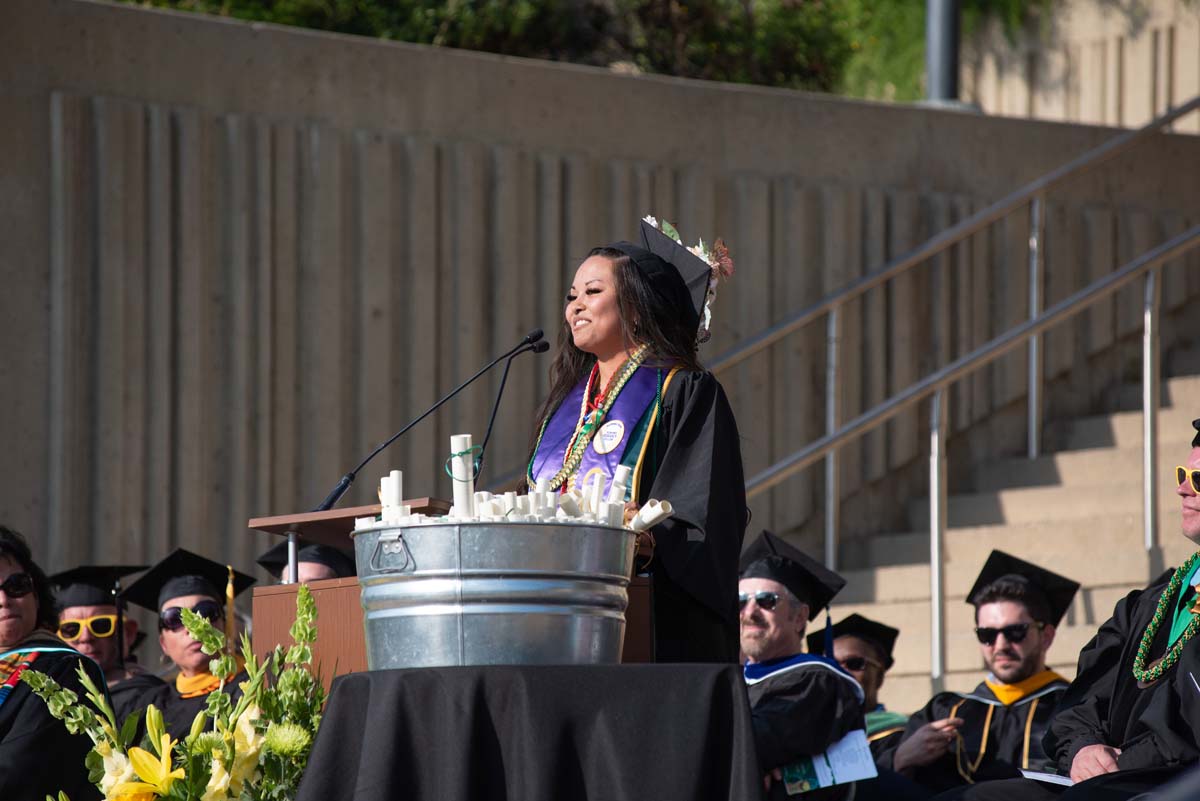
[530,366,660,495]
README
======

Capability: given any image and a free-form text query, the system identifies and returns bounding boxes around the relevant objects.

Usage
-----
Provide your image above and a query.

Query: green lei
[1132,550,1200,684]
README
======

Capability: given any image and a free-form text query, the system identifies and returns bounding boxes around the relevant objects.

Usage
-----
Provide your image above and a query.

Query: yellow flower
[201,755,232,801]
[98,746,136,797]
[228,705,264,794]
[111,734,184,798]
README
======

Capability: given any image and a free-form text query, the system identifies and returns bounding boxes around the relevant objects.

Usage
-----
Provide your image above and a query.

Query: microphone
[312,329,546,511]
[476,339,550,480]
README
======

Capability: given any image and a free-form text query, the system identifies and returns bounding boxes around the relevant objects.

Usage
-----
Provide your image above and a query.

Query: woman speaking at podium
[527,217,747,663]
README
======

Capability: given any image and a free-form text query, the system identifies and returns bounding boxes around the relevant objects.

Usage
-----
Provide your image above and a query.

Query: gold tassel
[225,565,236,646]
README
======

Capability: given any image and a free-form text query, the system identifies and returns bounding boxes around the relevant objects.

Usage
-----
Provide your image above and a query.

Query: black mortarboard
[1191,418,1199,448]
[50,565,148,609]
[609,218,713,338]
[966,550,1080,627]
[739,530,846,620]
[122,548,256,612]
[256,540,356,580]
[806,613,899,669]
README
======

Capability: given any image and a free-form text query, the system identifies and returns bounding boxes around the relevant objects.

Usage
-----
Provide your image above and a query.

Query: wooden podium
[249,501,652,687]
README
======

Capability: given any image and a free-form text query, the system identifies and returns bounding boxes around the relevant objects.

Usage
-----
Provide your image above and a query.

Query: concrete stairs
[836,373,1200,714]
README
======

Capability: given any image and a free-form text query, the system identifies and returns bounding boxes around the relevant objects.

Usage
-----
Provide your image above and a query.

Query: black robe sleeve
[641,371,747,626]
[0,650,104,801]
[749,666,864,771]
[1044,586,1144,773]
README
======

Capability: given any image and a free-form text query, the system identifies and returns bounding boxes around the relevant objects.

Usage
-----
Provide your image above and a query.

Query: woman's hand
[623,501,640,526]
[892,718,963,775]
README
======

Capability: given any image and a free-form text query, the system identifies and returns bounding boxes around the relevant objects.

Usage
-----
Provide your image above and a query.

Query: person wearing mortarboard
[739,530,866,800]
[807,615,909,759]
[122,548,255,740]
[256,540,356,584]
[950,419,1200,801]
[885,550,1079,795]
[50,563,167,724]
[527,216,746,662]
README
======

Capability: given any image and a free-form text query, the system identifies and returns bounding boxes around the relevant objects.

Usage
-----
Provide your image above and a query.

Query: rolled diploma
[629,499,673,532]
[558,493,581,517]
[588,473,605,515]
[450,434,476,518]
[607,465,631,503]
[380,470,403,508]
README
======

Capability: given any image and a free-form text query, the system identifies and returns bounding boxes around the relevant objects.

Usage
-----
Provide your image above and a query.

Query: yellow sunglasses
[57,614,118,641]
[1177,466,1200,494]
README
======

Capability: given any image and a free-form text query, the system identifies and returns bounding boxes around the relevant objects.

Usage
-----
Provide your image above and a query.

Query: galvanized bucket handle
[370,531,417,574]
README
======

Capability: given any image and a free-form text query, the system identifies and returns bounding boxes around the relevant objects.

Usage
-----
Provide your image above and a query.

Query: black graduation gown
[109,669,167,728]
[0,636,103,801]
[136,671,246,740]
[636,370,747,663]
[1045,572,1200,783]
[745,655,866,801]
[895,678,1067,793]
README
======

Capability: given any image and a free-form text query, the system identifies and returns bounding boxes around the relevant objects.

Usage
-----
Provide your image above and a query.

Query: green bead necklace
[1131,550,1200,684]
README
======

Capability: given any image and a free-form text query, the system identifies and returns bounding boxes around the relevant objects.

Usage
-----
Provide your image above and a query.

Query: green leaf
[659,219,681,243]
[119,707,143,749]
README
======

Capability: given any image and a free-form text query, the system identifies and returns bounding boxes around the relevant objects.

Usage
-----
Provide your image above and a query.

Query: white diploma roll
[379,470,403,508]
[607,465,631,503]
[449,434,476,518]
[629,499,673,531]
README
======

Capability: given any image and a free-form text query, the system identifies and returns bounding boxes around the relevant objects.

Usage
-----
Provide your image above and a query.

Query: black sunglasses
[840,656,882,672]
[738,591,781,612]
[974,622,1044,646]
[0,573,34,598]
[159,599,222,632]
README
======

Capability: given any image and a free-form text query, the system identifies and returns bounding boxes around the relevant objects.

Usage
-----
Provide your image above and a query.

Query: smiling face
[739,577,808,664]
[0,555,39,648]
[158,593,219,676]
[1178,447,1200,544]
[565,256,628,362]
[976,600,1054,684]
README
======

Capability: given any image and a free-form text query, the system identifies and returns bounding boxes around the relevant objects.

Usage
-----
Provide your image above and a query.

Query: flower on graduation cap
[642,215,734,345]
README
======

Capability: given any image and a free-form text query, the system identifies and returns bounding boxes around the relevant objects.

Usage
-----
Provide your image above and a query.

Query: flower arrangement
[642,215,735,344]
[22,584,325,801]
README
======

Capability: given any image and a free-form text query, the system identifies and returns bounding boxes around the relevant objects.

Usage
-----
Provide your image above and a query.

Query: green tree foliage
[122,0,1047,96]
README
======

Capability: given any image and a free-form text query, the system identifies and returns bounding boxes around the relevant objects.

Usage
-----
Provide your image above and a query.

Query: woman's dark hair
[0,525,59,633]
[534,247,703,429]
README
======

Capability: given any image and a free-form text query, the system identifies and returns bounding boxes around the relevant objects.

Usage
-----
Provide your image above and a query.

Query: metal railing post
[825,308,841,570]
[1143,268,1161,552]
[1028,194,1045,459]
[930,389,948,693]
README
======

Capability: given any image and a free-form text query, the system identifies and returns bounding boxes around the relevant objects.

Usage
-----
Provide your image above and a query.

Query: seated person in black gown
[952,421,1200,800]
[739,530,865,800]
[807,614,909,764]
[122,548,255,740]
[50,564,165,725]
[527,216,746,663]
[257,540,356,584]
[887,551,1078,794]
[0,526,105,801]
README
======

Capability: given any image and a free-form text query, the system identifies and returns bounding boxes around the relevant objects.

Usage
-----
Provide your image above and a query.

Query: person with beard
[885,551,1079,795]
[952,420,1200,800]
[122,549,254,739]
[739,531,866,800]
[50,564,165,724]
[0,527,104,801]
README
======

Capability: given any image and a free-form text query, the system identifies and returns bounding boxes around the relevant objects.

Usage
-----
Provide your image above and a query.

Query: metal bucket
[351,521,637,669]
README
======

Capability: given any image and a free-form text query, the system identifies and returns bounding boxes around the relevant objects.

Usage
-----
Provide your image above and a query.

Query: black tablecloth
[297,664,761,801]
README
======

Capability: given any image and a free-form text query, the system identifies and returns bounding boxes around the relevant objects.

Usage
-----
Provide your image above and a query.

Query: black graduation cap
[966,550,1080,627]
[122,548,256,613]
[50,565,148,609]
[739,530,846,621]
[1191,417,1199,448]
[806,613,899,669]
[609,218,713,338]
[256,540,356,580]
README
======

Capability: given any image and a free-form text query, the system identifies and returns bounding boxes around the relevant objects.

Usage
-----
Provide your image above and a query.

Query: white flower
[98,746,136,796]
[229,705,265,794]
[642,215,659,228]
[201,754,231,801]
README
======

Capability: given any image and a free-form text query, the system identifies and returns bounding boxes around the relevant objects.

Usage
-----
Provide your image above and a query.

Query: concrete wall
[3,0,1199,584]
[964,0,1200,132]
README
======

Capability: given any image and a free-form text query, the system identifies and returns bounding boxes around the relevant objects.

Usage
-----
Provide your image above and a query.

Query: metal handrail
[746,225,1200,496]
[709,95,1200,376]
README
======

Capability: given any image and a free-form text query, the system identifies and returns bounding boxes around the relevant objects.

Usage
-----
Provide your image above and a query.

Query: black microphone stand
[311,330,545,512]
[476,339,550,481]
